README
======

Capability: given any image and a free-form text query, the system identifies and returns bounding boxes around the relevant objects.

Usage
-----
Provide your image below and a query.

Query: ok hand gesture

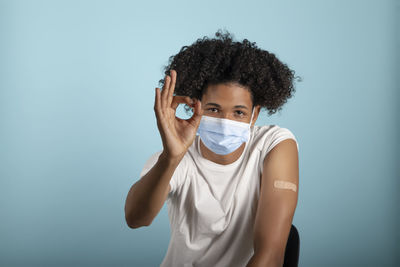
[154,70,203,159]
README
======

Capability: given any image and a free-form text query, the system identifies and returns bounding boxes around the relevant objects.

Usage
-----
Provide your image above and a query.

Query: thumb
[188,99,203,127]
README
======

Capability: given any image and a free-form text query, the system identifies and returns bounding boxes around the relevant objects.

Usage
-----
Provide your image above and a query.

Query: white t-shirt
[139,124,299,267]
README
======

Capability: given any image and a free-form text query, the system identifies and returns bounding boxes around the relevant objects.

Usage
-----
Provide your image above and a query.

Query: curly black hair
[158,29,302,116]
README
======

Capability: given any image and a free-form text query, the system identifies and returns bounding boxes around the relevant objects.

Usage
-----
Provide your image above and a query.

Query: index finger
[171,95,194,110]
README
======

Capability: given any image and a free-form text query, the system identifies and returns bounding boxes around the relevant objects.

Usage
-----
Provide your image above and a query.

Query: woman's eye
[206,108,244,116]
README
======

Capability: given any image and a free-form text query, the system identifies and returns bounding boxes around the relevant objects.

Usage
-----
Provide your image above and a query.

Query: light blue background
[1,0,398,266]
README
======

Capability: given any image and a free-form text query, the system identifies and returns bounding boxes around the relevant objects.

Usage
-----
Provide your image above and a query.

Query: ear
[251,105,261,126]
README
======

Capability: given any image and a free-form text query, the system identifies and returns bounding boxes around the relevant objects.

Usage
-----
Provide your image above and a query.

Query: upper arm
[253,138,299,262]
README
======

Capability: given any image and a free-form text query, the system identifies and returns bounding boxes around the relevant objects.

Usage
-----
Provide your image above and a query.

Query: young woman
[125,29,301,267]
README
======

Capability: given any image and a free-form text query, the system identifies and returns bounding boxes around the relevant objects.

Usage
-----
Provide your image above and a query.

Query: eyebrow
[205,102,249,110]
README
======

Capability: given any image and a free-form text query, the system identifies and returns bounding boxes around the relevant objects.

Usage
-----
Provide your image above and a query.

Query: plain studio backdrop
[0,0,399,266]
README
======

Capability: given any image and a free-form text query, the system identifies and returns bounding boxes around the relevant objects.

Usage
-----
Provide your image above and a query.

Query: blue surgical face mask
[196,107,255,155]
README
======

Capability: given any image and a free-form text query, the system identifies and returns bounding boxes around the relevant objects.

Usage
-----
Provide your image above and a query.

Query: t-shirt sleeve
[260,125,299,165]
[139,150,163,178]
[139,150,187,196]
[259,126,299,172]
[268,127,299,154]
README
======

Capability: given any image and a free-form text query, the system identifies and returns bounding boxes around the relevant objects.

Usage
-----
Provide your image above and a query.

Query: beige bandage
[273,180,297,192]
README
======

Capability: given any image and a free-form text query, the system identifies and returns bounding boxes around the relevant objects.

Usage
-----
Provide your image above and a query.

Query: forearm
[124,151,183,227]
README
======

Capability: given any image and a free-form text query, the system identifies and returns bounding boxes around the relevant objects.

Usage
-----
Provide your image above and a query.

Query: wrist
[159,150,184,165]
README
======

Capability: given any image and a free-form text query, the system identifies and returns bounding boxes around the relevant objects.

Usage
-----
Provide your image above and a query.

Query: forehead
[203,83,252,104]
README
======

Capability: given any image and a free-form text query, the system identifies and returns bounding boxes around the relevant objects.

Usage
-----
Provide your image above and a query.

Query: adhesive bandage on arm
[273,180,297,192]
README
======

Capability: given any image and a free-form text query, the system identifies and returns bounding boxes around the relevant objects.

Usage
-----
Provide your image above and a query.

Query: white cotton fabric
[139,124,299,267]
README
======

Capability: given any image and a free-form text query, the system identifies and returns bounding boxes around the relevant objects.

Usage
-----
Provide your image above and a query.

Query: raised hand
[154,69,203,159]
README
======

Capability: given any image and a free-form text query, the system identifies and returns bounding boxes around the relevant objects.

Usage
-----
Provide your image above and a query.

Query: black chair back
[283,224,300,267]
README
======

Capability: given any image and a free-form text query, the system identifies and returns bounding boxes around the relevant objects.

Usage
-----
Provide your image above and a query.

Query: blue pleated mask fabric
[196,107,255,155]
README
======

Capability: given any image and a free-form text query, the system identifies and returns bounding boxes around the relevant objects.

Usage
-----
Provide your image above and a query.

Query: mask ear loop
[249,107,255,128]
